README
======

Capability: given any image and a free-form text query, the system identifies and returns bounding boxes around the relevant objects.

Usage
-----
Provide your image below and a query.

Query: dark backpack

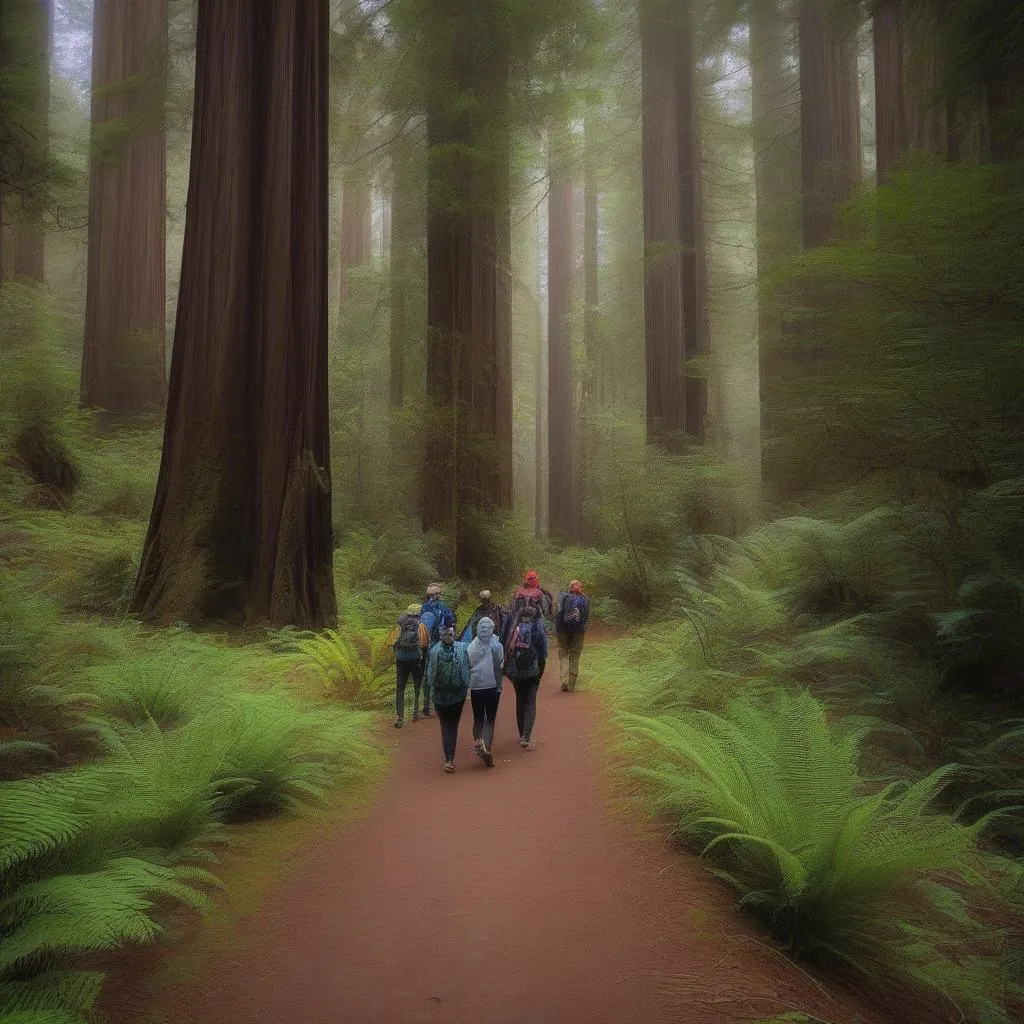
[513,621,538,672]
[434,646,459,691]
[561,593,587,634]
[420,605,440,643]
[394,614,421,655]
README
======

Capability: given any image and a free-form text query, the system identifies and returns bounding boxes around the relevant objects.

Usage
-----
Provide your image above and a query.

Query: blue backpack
[561,593,588,634]
[513,620,538,673]
[421,605,439,643]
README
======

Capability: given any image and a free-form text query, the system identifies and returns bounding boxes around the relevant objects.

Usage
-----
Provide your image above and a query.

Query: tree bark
[422,0,513,574]
[641,0,685,448]
[338,178,371,304]
[80,0,167,411]
[873,0,906,183]
[799,0,860,248]
[547,136,575,540]
[131,0,336,629]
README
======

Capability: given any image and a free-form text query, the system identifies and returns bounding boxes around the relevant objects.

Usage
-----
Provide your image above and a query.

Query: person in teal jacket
[425,626,470,773]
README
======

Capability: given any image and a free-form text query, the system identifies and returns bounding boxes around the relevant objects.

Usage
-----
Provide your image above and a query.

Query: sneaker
[560,684,568,692]
[519,737,529,748]
[394,719,404,729]
[482,747,494,767]
[474,738,485,760]
[412,711,421,722]
[443,761,455,773]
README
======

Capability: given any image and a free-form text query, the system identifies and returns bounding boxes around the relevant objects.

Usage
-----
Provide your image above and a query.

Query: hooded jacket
[466,617,505,691]
[425,637,470,706]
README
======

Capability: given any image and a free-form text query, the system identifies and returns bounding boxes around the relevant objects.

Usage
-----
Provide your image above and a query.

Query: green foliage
[287,628,394,710]
[619,691,1019,1021]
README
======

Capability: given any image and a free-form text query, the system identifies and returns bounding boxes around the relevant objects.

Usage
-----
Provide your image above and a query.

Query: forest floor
[101,646,901,1024]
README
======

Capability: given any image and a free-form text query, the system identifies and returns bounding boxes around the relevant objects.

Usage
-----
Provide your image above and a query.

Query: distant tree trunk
[547,135,575,540]
[675,8,706,440]
[583,122,599,373]
[338,178,371,304]
[641,0,685,449]
[132,0,336,628]
[422,2,512,574]
[81,0,166,411]
[799,0,861,248]
[2,0,50,283]
[873,0,906,183]
[534,191,546,537]
[389,160,412,408]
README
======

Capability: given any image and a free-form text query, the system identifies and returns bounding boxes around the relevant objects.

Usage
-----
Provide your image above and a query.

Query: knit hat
[479,589,491,601]
[426,583,442,596]
[569,580,583,593]
[524,570,539,585]
[407,603,422,614]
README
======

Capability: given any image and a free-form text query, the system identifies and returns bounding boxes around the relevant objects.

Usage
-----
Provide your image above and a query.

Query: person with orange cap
[554,580,590,692]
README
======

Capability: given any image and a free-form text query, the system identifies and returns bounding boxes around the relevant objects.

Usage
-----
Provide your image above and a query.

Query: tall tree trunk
[422,1,513,574]
[799,0,861,248]
[80,0,167,411]
[534,187,546,537]
[873,0,906,183]
[583,121,599,371]
[338,178,371,304]
[641,0,685,449]
[132,0,336,628]
[547,136,575,540]
[2,0,50,283]
[675,7,706,441]
[389,156,413,408]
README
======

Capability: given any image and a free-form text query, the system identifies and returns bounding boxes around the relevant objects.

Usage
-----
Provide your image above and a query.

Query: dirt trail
[121,680,893,1024]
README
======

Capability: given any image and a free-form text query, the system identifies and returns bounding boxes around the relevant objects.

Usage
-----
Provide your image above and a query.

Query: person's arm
[537,628,548,676]
[581,598,590,632]
[425,647,437,688]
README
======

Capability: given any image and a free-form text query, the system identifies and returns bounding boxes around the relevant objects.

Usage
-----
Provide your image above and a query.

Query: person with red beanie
[554,580,590,692]
[510,569,554,626]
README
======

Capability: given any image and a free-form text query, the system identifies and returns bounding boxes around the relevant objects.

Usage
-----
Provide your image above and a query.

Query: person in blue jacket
[419,583,456,717]
[504,606,548,749]
[425,626,471,773]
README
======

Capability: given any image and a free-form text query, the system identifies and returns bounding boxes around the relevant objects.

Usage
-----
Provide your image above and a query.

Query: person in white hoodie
[465,616,504,767]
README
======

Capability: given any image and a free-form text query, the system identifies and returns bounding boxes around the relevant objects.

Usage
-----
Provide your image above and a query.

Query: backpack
[420,605,439,643]
[434,646,459,692]
[561,593,587,635]
[513,620,538,673]
[393,614,421,655]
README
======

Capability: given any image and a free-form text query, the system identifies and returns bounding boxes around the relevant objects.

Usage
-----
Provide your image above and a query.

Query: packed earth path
[109,654,901,1024]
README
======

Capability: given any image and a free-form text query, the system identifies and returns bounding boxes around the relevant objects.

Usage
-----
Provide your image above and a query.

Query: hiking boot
[519,737,529,748]
[560,684,568,692]
[421,708,434,719]
[473,738,485,760]
[443,761,455,773]
[394,719,404,729]
[412,711,420,722]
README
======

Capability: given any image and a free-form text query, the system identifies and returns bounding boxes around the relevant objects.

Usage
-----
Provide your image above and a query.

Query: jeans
[556,631,585,691]
[436,701,464,762]
[395,659,423,721]
[512,678,539,740]
[470,688,501,750]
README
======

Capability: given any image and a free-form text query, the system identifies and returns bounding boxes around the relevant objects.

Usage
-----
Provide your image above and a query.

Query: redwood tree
[339,177,372,305]
[547,133,575,540]
[80,0,167,411]
[641,0,685,448]
[799,0,861,248]
[131,0,336,628]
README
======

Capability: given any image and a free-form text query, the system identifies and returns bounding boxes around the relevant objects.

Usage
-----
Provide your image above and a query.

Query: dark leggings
[512,678,539,740]
[436,701,464,762]
[395,659,423,720]
[470,688,501,750]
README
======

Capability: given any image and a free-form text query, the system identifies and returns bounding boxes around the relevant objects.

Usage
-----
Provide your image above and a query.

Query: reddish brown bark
[547,148,575,540]
[131,0,336,628]
[799,0,860,248]
[641,0,685,448]
[873,0,906,182]
[80,0,166,410]
[338,179,371,304]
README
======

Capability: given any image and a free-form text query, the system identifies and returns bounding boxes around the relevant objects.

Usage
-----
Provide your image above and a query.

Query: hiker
[387,603,430,727]
[505,606,548,749]
[554,580,590,693]
[508,569,554,638]
[419,583,456,717]
[460,589,506,643]
[466,616,504,767]
[425,625,471,773]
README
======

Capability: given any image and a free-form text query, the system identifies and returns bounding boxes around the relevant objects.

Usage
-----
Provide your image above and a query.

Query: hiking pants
[395,659,423,721]
[436,702,464,762]
[556,631,585,691]
[419,653,432,714]
[512,678,539,741]
[470,688,501,751]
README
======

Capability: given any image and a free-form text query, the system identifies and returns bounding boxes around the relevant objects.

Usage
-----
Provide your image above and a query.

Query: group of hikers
[386,571,591,772]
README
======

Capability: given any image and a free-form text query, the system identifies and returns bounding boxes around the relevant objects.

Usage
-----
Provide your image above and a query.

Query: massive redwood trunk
[799,0,861,248]
[81,0,167,411]
[1,0,51,283]
[547,136,575,540]
[132,0,336,628]
[422,0,513,574]
[641,0,685,448]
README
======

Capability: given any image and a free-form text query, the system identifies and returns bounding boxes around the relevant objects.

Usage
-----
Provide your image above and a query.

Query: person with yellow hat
[387,603,430,727]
